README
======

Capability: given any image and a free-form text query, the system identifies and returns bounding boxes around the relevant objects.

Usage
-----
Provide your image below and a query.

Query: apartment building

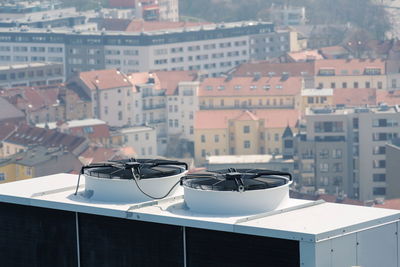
[267,5,306,26]
[119,126,158,157]
[194,109,299,165]
[198,75,303,111]
[314,59,387,90]
[296,105,400,201]
[0,21,298,78]
[69,69,139,127]
[0,62,64,88]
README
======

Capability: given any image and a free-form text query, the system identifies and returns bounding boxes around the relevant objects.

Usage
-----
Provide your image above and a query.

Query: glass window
[243,126,250,133]
[244,140,251,148]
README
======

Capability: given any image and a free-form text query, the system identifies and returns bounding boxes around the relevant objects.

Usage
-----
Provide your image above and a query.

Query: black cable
[132,177,181,200]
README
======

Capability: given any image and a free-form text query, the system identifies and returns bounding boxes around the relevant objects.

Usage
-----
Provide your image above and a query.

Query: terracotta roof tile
[79,69,132,91]
[199,76,302,97]
[315,59,385,75]
[154,71,198,95]
[80,146,119,163]
[232,61,315,77]
[195,109,299,130]
[377,90,400,106]
[333,88,377,106]
[374,199,400,210]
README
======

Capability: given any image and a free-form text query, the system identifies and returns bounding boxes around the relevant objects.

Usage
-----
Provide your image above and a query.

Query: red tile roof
[377,90,400,106]
[374,199,400,210]
[195,109,300,130]
[232,61,315,77]
[333,88,377,106]
[314,59,385,75]
[80,146,119,163]
[79,69,132,91]
[0,122,17,141]
[154,71,198,95]
[68,124,110,139]
[125,19,210,32]
[4,125,87,152]
[199,76,302,97]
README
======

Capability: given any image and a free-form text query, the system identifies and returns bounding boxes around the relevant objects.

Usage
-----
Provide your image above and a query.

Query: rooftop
[314,58,386,75]
[78,69,132,91]
[199,76,302,97]
[4,124,87,152]
[0,173,398,243]
[301,88,333,97]
[0,20,273,37]
[333,88,377,107]
[0,146,71,167]
[307,105,400,116]
[232,61,315,77]
[207,154,292,164]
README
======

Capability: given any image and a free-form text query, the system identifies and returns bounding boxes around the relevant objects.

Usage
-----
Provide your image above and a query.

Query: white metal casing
[183,181,292,215]
[84,169,187,203]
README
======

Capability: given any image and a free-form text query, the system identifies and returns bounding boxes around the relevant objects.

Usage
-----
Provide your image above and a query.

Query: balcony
[143,104,166,110]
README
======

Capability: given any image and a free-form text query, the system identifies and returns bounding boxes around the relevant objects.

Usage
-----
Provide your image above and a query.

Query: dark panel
[78,213,183,267]
[0,202,78,267]
[186,227,300,267]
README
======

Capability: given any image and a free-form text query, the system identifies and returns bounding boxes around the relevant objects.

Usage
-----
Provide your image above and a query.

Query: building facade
[0,21,299,78]
[295,106,400,201]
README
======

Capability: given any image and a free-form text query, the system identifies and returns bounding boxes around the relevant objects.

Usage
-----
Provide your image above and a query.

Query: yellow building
[194,109,299,165]
[198,76,303,110]
[314,59,387,90]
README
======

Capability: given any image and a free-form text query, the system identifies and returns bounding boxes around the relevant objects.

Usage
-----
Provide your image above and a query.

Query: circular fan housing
[82,159,188,203]
[180,169,292,215]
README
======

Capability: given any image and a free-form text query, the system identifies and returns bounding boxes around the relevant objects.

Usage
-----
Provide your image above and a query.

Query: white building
[0,21,299,78]
[119,126,157,157]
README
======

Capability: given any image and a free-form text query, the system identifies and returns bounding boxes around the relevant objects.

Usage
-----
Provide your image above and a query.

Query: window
[244,140,251,149]
[373,173,386,182]
[145,133,149,140]
[314,121,344,133]
[0,173,5,181]
[201,135,206,143]
[118,111,123,120]
[332,163,343,172]
[274,133,279,141]
[377,81,383,89]
[83,127,93,133]
[319,149,329,159]
[332,149,342,159]
[174,120,179,127]
[372,146,386,155]
[243,126,250,133]
[201,149,206,157]
[366,82,371,88]
[373,187,386,196]
[215,149,220,156]
[373,160,386,169]
[354,82,359,88]
[307,97,314,104]
[214,135,219,143]
[319,163,329,172]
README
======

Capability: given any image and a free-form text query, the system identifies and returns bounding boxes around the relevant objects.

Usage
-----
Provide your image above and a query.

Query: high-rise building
[295,105,400,201]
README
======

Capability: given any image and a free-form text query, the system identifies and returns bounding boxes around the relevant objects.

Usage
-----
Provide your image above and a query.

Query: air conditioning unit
[75,158,188,203]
